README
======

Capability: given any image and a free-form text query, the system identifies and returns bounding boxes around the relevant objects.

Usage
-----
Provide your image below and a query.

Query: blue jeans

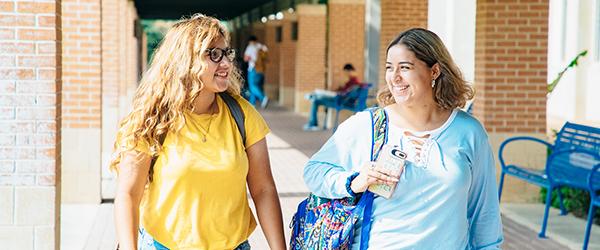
[138,228,251,250]
[247,68,265,106]
[307,95,337,127]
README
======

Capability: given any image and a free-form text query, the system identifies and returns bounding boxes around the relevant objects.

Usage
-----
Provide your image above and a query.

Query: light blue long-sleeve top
[303,108,503,249]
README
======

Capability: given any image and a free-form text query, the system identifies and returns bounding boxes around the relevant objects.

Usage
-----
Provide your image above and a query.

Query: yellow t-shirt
[128,94,269,249]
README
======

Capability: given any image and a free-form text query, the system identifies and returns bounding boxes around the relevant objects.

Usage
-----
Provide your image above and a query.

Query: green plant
[141,19,177,63]
[547,50,588,94]
[539,187,599,224]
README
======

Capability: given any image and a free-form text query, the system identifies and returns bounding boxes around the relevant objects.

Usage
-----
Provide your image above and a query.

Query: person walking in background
[111,14,286,250]
[303,28,503,249]
[303,63,362,131]
[254,41,269,94]
[244,35,269,108]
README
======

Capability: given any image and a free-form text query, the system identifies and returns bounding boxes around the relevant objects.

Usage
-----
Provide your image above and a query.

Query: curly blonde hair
[377,28,474,109]
[109,14,243,173]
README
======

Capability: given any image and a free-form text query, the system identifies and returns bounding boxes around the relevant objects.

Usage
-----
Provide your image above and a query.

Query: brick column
[264,20,281,101]
[100,0,120,199]
[328,0,365,89]
[125,1,139,115]
[378,0,427,89]
[295,4,327,113]
[474,0,549,202]
[0,0,61,249]
[278,12,297,109]
[251,22,266,44]
[61,0,101,203]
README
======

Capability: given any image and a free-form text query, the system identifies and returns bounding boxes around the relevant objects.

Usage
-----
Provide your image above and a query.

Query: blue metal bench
[498,122,600,243]
[322,83,373,131]
[585,163,600,249]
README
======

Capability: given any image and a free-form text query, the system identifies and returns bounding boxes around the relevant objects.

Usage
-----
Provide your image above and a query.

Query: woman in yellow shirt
[110,14,286,250]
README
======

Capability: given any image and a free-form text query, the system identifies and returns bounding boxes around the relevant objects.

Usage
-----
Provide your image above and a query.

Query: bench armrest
[498,136,553,170]
[589,164,600,191]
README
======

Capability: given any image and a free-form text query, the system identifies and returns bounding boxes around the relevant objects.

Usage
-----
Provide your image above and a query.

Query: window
[276,26,283,43]
[291,22,298,41]
[596,0,600,61]
[560,0,567,60]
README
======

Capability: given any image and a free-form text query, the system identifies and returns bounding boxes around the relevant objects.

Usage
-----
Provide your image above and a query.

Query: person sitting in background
[303,63,362,131]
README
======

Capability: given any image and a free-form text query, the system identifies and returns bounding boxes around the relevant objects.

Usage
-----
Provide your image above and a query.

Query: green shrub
[540,187,599,225]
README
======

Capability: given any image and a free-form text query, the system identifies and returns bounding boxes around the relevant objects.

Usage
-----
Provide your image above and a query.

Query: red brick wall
[264,21,281,98]
[279,16,296,89]
[62,0,101,129]
[102,0,118,111]
[251,22,266,44]
[125,2,139,104]
[378,0,428,88]
[474,0,548,134]
[0,0,61,247]
[328,0,365,89]
[296,4,327,106]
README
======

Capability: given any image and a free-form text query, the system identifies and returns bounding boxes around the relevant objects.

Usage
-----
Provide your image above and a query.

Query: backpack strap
[360,107,388,250]
[148,132,166,182]
[219,92,247,145]
[370,107,388,160]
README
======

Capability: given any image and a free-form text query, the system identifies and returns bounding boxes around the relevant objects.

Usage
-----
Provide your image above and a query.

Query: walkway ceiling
[134,0,275,20]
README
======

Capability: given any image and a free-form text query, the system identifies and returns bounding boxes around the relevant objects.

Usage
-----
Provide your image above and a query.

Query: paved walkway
[62,104,597,249]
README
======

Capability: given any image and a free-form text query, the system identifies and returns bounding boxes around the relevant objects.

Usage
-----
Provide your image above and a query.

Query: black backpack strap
[148,132,166,182]
[219,92,246,145]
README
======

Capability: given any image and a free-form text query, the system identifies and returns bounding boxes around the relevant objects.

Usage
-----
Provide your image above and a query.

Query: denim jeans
[247,68,266,106]
[138,228,251,250]
[307,95,337,127]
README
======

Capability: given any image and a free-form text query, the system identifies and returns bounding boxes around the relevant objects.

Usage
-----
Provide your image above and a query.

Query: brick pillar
[378,0,427,89]
[474,0,549,202]
[0,0,61,249]
[125,2,140,114]
[278,12,297,109]
[264,20,281,100]
[295,4,327,113]
[61,0,101,203]
[251,22,266,44]
[100,0,121,199]
[328,0,365,89]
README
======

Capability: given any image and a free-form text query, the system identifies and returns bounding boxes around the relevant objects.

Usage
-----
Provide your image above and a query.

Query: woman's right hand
[350,161,400,194]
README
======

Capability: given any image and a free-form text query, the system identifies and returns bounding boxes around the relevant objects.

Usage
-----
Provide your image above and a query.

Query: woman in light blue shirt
[303,28,503,249]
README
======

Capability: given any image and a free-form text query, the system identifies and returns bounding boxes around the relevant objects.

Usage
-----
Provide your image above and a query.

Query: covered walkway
[3,0,600,249]
[61,104,596,249]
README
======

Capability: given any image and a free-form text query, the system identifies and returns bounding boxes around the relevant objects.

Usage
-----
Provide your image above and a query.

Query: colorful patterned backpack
[289,108,388,250]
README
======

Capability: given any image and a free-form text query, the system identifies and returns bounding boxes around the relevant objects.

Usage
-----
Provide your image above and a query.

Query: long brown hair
[377,28,474,109]
[109,14,243,172]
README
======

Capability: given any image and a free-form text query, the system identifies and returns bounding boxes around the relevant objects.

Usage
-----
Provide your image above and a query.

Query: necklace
[197,100,218,143]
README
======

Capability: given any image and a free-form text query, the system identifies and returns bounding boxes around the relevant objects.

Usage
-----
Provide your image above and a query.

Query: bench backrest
[549,122,600,188]
[339,83,372,111]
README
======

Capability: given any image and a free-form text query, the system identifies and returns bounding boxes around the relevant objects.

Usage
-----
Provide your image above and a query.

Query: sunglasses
[205,47,236,63]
